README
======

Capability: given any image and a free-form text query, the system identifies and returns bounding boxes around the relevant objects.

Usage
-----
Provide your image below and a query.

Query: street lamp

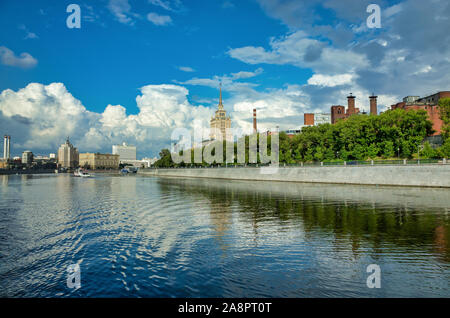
[417,144,421,164]
[397,147,400,159]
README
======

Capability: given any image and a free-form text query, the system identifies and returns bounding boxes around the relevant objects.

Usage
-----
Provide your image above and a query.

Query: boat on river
[74,168,91,177]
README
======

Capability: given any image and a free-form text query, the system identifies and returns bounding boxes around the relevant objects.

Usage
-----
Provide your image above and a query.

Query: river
[0,173,449,297]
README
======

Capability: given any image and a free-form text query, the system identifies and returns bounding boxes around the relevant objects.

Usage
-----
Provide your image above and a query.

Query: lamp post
[417,144,420,164]
[397,147,400,159]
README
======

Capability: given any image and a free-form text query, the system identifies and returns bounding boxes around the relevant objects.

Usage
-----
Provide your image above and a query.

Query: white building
[313,113,332,126]
[113,142,137,162]
[142,157,158,167]
[22,151,33,165]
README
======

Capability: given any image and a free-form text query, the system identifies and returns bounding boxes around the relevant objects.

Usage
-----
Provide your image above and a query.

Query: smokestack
[3,136,6,159]
[4,135,10,160]
[369,94,378,116]
[253,108,257,133]
[347,93,356,115]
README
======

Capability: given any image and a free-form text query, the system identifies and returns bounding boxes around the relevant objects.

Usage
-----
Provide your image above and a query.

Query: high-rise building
[112,142,137,161]
[57,137,79,168]
[3,135,11,160]
[22,151,33,165]
[210,84,232,141]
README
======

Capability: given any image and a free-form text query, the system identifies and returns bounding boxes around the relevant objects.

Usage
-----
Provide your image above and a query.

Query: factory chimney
[347,93,356,115]
[3,135,10,160]
[369,94,378,116]
[253,108,257,134]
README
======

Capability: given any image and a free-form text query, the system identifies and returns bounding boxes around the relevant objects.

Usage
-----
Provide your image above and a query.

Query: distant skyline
[1,0,449,157]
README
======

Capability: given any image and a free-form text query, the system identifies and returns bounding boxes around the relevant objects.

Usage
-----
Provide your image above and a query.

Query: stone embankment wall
[140,165,450,188]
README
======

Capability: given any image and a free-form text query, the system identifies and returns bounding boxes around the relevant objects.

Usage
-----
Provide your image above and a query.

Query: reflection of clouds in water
[158,177,450,261]
[1,174,449,297]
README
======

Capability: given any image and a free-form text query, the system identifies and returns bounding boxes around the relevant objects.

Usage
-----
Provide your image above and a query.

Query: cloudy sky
[1,0,449,158]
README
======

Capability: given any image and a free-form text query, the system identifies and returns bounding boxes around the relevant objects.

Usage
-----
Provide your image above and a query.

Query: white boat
[74,168,91,177]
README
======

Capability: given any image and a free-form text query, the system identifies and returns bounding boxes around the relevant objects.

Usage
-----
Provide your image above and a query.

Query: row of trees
[154,98,450,167]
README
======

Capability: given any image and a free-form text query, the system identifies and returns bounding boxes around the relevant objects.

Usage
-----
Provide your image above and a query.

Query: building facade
[112,142,137,161]
[22,151,33,165]
[79,153,119,169]
[210,85,232,141]
[57,138,79,168]
[0,159,8,169]
[304,113,314,126]
[304,113,332,126]
[391,91,450,136]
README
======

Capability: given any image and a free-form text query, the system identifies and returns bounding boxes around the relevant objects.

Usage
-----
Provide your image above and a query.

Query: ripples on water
[0,173,449,297]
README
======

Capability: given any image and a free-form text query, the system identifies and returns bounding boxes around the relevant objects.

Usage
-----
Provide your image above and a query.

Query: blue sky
[1,0,449,158]
[0,0,300,114]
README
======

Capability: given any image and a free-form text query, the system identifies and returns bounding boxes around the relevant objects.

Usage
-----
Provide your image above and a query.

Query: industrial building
[330,94,379,124]
[391,91,450,136]
[303,113,332,126]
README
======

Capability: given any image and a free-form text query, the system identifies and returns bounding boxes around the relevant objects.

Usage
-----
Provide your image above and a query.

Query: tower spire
[219,82,223,108]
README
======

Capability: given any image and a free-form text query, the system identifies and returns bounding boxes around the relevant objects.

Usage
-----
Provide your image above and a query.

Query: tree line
[154,98,450,167]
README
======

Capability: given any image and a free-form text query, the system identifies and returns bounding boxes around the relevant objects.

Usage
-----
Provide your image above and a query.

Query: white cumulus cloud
[0,46,38,69]
[0,83,213,157]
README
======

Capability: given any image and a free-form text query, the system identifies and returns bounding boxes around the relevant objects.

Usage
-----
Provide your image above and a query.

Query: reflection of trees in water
[156,178,450,263]
[158,179,234,252]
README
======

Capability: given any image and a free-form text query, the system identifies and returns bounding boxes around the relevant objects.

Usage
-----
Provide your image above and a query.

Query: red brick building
[304,113,314,126]
[330,93,370,124]
[391,91,450,136]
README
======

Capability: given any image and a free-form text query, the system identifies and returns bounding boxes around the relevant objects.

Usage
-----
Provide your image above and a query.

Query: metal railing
[143,158,448,170]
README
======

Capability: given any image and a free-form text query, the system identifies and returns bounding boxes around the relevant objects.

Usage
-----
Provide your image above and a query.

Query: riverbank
[0,169,57,175]
[140,164,450,188]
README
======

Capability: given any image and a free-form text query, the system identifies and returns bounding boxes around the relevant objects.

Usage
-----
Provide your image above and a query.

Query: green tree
[154,148,174,168]
[439,98,450,140]
[421,142,437,159]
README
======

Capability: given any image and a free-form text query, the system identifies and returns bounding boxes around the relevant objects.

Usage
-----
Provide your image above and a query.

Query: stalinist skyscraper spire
[218,82,223,109]
[210,82,231,141]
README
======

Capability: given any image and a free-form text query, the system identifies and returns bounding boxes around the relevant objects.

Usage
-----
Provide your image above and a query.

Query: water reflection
[156,178,450,264]
[0,174,449,297]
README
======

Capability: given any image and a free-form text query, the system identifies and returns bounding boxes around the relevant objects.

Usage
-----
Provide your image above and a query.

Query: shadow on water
[156,177,450,264]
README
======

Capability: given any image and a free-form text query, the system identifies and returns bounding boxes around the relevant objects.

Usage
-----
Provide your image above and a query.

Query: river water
[0,173,449,297]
